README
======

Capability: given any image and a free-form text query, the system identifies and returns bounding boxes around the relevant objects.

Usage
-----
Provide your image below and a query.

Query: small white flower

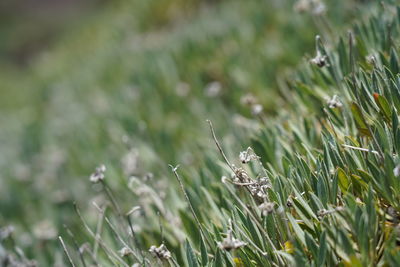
[90,164,106,183]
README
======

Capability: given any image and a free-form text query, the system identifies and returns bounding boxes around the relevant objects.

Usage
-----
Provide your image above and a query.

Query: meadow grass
[1,0,400,266]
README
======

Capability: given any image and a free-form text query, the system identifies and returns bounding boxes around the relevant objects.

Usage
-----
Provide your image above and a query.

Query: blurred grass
[0,0,383,265]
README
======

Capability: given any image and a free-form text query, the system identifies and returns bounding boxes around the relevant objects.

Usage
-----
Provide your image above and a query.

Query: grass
[1,0,400,266]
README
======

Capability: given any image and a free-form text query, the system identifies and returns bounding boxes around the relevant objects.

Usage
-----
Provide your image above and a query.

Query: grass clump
[1,0,400,266]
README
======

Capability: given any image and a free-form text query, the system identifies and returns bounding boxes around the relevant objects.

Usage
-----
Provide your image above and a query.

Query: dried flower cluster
[258,202,275,216]
[119,247,132,257]
[326,95,343,108]
[393,165,400,177]
[0,225,14,240]
[240,93,264,116]
[90,164,106,183]
[33,220,57,240]
[175,82,190,97]
[205,81,222,97]
[149,244,171,260]
[217,220,247,251]
[310,49,328,67]
[239,147,259,164]
[231,168,271,202]
[310,35,328,68]
[225,148,272,203]
[317,206,344,219]
[121,149,139,176]
[294,0,326,16]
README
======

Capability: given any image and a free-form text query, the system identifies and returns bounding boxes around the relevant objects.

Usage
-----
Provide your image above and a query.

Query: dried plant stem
[63,225,88,267]
[101,180,123,218]
[207,120,235,172]
[79,244,100,266]
[73,203,129,267]
[126,215,146,264]
[169,165,208,246]
[59,236,76,267]
[93,204,106,259]
[92,202,141,262]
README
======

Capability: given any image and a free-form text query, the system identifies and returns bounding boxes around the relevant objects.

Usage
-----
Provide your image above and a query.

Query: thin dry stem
[59,236,76,267]
[92,202,141,262]
[169,164,208,245]
[64,225,88,267]
[207,120,235,172]
[73,203,129,266]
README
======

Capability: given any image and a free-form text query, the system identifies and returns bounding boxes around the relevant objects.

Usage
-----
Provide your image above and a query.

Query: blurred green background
[0,0,375,264]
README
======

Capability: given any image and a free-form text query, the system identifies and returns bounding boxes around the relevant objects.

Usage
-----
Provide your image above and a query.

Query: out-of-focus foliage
[1,0,398,266]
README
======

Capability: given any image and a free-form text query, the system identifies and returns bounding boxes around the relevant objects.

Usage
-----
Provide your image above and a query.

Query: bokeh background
[0,0,376,265]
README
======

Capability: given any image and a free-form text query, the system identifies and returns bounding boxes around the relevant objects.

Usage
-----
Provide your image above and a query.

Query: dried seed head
[312,1,326,15]
[233,167,251,183]
[217,220,247,251]
[33,220,57,240]
[239,147,259,164]
[258,202,275,216]
[310,50,328,67]
[205,81,222,97]
[218,236,247,251]
[366,54,376,65]
[294,0,311,13]
[317,207,343,219]
[0,225,15,240]
[240,93,257,106]
[90,164,106,183]
[119,247,132,257]
[251,104,263,116]
[122,149,139,176]
[294,0,326,15]
[149,244,171,260]
[394,165,400,177]
[326,95,343,108]
[317,209,328,218]
[175,82,190,97]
